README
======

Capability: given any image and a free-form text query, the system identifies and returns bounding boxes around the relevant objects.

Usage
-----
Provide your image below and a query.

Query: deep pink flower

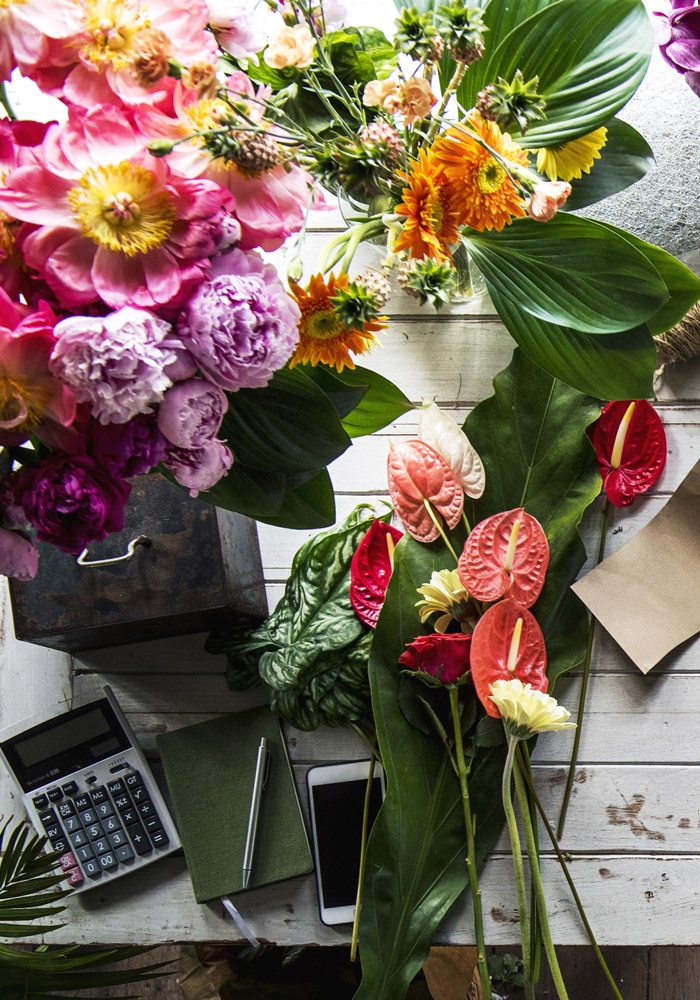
[0,104,234,311]
[349,519,403,628]
[654,2,700,96]
[0,0,79,82]
[165,438,233,496]
[82,412,167,479]
[458,508,550,608]
[158,378,227,449]
[14,453,131,555]
[588,399,667,507]
[399,632,472,686]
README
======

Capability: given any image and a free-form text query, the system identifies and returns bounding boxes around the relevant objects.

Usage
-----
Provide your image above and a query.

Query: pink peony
[86,413,167,478]
[0,0,80,83]
[165,438,233,496]
[50,307,180,424]
[0,104,234,311]
[158,378,227,449]
[176,248,300,392]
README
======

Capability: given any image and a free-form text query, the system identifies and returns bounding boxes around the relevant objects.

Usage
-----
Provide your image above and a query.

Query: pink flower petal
[458,507,549,607]
[470,599,547,717]
[589,399,667,507]
[349,519,403,627]
[387,439,463,543]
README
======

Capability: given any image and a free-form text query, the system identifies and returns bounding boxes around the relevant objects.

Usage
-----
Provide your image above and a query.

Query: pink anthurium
[349,519,404,628]
[458,507,549,607]
[470,599,548,718]
[588,399,667,507]
[387,439,463,543]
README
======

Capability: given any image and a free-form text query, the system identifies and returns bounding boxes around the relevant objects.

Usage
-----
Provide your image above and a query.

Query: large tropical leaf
[562,118,654,210]
[460,0,652,146]
[305,365,414,438]
[464,214,668,334]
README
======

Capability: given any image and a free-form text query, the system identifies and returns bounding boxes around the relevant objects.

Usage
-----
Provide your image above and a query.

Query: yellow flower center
[305,308,343,341]
[79,0,150,71]
[182,98,225,135]
[67,160,175,256]
[476,159,506,194]
[0,376,50,433]
[0,0,26,9]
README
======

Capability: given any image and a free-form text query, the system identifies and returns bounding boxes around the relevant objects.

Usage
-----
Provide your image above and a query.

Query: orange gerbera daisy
[288,272,384,372]
[432,113,530,232]
[393,149,463,261]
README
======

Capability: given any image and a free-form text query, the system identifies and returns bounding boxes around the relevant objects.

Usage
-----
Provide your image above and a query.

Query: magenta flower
[158,378,228,449]
[588,399,667,507]
[0,104,233,311]
[165,439,233,496]
[85,413,167,479]
[176,248,300,392]
[50,307,180,424]
[14,453,131,555]
[654,1,700,96]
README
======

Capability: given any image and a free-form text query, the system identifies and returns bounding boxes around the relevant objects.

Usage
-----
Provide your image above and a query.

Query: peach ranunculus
[399,77,437,125]
[526,181,572,222]
[264,23,316,70]
[363,77,402,113]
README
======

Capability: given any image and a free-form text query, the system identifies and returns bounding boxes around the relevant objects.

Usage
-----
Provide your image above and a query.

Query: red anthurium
[458,507,549,607]
[469,599,547,718]
[588,399,667,508]
[387,439,463,543]
[398,632,472,686]
[349,519,404,628]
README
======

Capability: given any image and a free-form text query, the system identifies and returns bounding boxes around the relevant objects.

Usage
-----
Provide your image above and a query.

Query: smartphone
[306,759,386,926]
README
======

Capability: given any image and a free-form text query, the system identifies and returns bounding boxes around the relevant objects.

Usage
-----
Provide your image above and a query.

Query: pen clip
[260,742,271,789]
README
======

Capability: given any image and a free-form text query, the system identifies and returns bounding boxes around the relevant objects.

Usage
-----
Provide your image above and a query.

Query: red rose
[399,632,472,685]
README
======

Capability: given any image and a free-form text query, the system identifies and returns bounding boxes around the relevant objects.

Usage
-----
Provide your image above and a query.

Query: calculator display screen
[0,699,132,791]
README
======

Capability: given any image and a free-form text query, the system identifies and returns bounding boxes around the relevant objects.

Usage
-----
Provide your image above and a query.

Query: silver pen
[241,737,271,889]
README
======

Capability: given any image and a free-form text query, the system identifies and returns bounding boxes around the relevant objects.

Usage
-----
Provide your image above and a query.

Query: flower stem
[449,687,492,1000]
[350,753,377,962]
[424,500,460,563]
[556,497,611,839]
[424,63,467,145]
[516,745,625,1000]
[513,755,569,1000]
[502,735,534,1000]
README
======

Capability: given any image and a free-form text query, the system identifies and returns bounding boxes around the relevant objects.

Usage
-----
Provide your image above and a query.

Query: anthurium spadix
[470,599,548,718]
[349,519,404,628]
[387,439,463,542]
[458,507,549,606]
[417,401,486,498]
[588,398,667,507]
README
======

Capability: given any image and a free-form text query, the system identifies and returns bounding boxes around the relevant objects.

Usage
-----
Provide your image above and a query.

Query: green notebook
[157,706,312,903]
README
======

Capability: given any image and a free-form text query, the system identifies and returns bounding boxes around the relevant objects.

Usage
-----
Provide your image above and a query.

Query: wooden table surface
[1,234,700,950]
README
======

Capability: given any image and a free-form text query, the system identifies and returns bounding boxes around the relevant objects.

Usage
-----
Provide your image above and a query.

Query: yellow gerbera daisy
[393,149,462,262]
[535,126,608,182]
[288,272,384,373]
[432,113,530,232]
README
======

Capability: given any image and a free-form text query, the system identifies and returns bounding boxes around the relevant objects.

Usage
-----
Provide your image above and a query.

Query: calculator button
[113,793,131,812]
[126,823,152,856]
[52,837,69,853]
[95,800,115,819]
[73,793,91,811]
[116,844,135,863]
[32,794,49,811]
[76,844,96,862]
[38,808,57,826]
[44,824,62,841]
[63,815,82,833]
[66,867,84,886]
[143,815,161,833]
[124,771,143,789]
[58,851,78,872]
[69,830,89,848]
[98,852,118,871]
[94,838,111,855]
[90,786,108,804]
[150,828,169,849]
[107,779,126,796]
[61,780,79,796]
[83,858,101,879]
[58,800,76,818]
[120,807,137,825]
[130,785,148,803]
[109,829,128,848]
[47,787,63,803]
[102,815,122,833]
[86,823,104,841]
[136,800,154,818]
[79,808,98,825]
[86,774,98,785]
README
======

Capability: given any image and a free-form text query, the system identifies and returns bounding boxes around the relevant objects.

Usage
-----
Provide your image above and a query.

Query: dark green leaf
[562,117,654,210]
[253,468,336,529]
[306,364,414,437]
[199,463,286,518]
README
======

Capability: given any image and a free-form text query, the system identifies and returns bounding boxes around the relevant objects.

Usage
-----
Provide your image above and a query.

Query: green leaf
[253,468,336,529]
[222,367,351,474]
[355,537,507,1000]
[464,215,668,334]
[306,364,414,437]
[562,117,654,210]
[461,0,652,146]
[464,348,602,681]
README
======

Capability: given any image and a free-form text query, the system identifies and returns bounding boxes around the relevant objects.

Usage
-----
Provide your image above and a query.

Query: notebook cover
[157,706,312,903]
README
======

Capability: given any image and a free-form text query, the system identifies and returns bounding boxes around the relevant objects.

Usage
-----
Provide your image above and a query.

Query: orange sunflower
[288,272,385,372]
[393,148,463,261]
[432,113,530,232]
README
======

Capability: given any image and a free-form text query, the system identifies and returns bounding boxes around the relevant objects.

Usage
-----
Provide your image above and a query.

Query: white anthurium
[417,400,486,498]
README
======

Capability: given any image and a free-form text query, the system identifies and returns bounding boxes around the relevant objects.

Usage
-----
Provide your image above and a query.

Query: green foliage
[563,118,654,210]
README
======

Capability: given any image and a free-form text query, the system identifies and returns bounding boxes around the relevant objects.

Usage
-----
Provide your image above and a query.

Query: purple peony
[50,307,181,424]
[15,454,131,555]
[176,248,300,392]
[654,1,700,95]
[165,439,233,496]
[88,414,168,479]
[158,378,228,449]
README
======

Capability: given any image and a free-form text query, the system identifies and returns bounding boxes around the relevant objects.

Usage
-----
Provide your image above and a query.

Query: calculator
[0,686,181,893]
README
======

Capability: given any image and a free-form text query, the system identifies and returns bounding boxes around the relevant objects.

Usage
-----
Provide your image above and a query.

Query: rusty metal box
[8,474,267,653]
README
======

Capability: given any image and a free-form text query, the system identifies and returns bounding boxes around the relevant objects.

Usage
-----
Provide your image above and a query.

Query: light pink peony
[165,438,233,496]
[0,0,80,83]
[158,377,228,449]
[205,0,266,59]
[0,104,234,311]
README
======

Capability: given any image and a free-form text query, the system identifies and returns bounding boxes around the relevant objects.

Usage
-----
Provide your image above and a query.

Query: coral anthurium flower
[387,439,463,543]
[458,507,549,607]
[393,149,463,262]
[470,599,548,718]
[488,678,575,739]
[349,519,404,628]
[398,631,472,686]
[588,399,667,507]
[417,400,485,498]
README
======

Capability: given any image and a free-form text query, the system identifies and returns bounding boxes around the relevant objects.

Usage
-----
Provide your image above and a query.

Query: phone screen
[310,773,384,911]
